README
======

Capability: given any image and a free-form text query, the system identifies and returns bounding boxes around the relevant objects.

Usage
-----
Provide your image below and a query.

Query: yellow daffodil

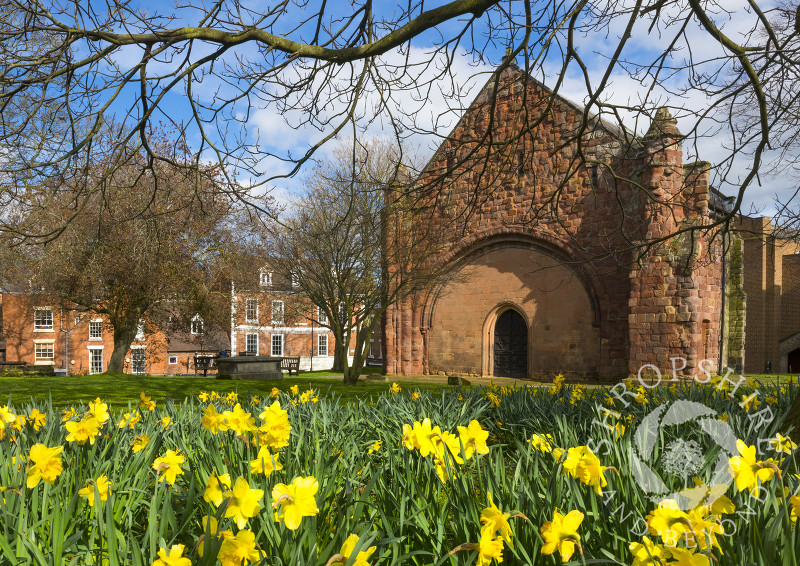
[480,492,513,546]
[457,420,489,459]
[729,439,778,493]
[78,474,112,507]
[26,443,64,488]
[272,475,320,530]
[223,403,256,435]
[28,408,47,431]
[629,536,668,566]
[789,495,800,522]
[476,523,504,566]
[160,416,172,429]
[251,395,260,405]
[204,473,232,507]
[250,446,283,476]
[132,434,150,453]
[64,416,101,445]
[290,385,299,395]
[270,387,280,398]
[562,446,608,495]
[528,433,554,452]
[329,534,377,566]
[686,506,724,551]
[151,544,191,566]
[646,499,691,541]
[540,508,584,562]
[225,391,239,404]
[218,529,263,566]
[412,391,420,401]
[486,392,501,407]
[197,515,233,558]
[152,449,185,485]
[201,404,228,434]
[667,547,710,566]
[117,411,141,430]
[368,440,382,454]
[198,391,209,403]
[258,401,291,449]
[402,423,418,450]
[140,392,156,412]
[61,407,76,422]
[770,433,797,454]
[87,397,109,425]
[390,382,401,394]
[224,476,264,529]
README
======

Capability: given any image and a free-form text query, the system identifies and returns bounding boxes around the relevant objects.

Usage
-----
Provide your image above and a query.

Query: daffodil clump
[1,378,799,566]
[402,418,489,481]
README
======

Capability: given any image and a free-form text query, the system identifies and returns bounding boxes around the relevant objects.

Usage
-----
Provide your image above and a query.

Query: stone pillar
[628,107,720,377]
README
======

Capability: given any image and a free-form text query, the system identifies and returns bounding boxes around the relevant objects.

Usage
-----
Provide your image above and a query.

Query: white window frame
[245,298,258,323]
[88,346,103,375]
[33,339,55,365]
[291,272,300,288]
[317,306,328,325]
[259,269,273,287]
[272,300,284,325]
[271,334,283,357]
[33,307,53,331]
[168,355,178,365]
[191,314,204,335]
[245,333,259,354]
[135,320,145,341]
[89,319,103,340]
[318,334,328,356]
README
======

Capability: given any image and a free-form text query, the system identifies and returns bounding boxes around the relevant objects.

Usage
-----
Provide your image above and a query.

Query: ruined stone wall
[725,236,746,372]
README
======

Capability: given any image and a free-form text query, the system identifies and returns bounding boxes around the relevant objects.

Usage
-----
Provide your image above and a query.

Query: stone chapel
[382,65,736,381]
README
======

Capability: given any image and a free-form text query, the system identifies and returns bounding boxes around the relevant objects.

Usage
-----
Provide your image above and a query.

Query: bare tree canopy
[2,0,799,240]
[0,130,264,371]
[269,139,455,384]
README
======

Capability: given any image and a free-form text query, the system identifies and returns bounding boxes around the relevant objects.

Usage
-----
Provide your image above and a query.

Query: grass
[0,369,453,408]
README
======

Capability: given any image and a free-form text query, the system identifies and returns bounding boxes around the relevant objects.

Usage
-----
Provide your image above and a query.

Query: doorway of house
[493,309,528,378]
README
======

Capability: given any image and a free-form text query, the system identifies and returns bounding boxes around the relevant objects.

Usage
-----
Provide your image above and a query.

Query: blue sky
[85,0,793,216]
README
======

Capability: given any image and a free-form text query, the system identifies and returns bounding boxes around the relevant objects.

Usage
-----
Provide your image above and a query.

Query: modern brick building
[383,65,755,380]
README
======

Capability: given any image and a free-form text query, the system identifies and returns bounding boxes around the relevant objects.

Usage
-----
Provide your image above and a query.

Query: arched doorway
[493,309,528,378]
[789,348,800,374]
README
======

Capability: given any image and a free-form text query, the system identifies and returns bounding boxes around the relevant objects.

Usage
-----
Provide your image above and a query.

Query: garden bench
[280,356,301,376]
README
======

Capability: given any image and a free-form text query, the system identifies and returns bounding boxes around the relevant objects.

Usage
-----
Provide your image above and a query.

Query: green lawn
[0,370,452,408]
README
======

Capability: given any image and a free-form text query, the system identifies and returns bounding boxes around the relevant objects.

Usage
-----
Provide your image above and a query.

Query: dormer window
[291,272,300,288]
[259,269,273,287]
[191,314,204,335]
[135,320,145,340]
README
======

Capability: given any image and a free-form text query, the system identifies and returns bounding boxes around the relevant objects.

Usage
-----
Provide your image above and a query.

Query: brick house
[229,267,342,371]
[0,290,228,375]
[383,65,739,380]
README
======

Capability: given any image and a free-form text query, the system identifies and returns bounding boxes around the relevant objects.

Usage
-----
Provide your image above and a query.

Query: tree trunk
[107,324,138,373]
[341,340,357,385]
[332,341,343,373]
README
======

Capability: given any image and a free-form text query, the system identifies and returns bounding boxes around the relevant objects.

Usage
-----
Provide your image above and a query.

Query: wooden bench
[280,356,301,376]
